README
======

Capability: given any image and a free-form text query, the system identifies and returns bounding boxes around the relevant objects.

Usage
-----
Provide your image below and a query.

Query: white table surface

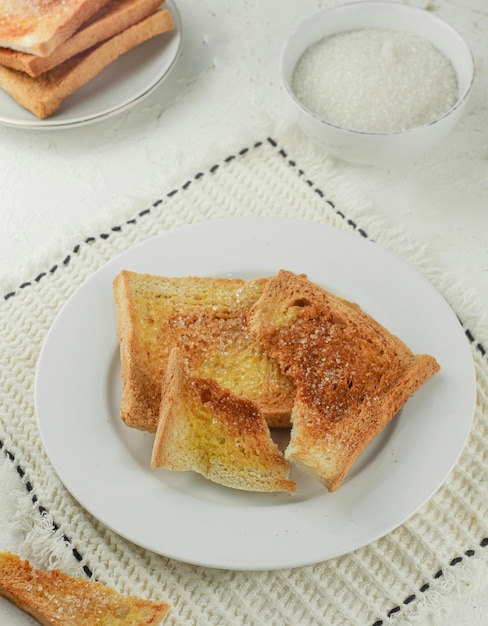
[0,1,487,624]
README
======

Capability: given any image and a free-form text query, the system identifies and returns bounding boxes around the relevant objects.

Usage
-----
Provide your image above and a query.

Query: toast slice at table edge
[0,551,170,626]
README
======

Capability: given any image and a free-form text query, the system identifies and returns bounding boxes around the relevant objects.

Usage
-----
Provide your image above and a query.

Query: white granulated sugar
[292,28,459,132]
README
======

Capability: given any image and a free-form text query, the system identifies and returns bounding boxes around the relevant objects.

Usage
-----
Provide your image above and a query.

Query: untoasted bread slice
[151,348,296,493]
[0,0,113,57]
[113,271,295,432]
[248,270,440,492]
[0,0,164,77]
[0,551,169,626]
[0,8,174,119]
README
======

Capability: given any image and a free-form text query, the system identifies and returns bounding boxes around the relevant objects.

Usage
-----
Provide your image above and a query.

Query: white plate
[0,1,181,129]
[35,217,476,570]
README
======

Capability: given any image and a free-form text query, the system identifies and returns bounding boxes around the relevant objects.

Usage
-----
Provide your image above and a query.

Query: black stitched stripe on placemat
[370,546,487,626]
[0,442,93,579]
[3,438,488,616]
[3,137,368,302]
[267,137,370,239]
[5,138,486,358]
[1,137,487,617]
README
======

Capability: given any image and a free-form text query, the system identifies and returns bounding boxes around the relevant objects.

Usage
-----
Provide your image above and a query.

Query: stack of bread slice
[113,269,440,494]
[0,0,174,119]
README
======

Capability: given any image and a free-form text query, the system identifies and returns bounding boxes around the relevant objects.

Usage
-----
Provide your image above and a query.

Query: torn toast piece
[151,348,296,493]
[113,271,295,432]
[0,8,174,119]
[0,551,170,626]
[0,0,113,57]
[0,0,165,77]
[248,270,440,492]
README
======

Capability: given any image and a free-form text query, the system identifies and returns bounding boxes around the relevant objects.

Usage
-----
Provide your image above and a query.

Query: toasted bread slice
[0,8,174,119]
[0,551,170,626]
[151,348,296,493]
[0,0,164,77]
[248,270,440,492]
[113,271,295,432]
[0,0,113,57]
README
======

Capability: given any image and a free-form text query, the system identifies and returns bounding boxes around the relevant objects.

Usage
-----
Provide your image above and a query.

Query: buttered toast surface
[113,271,295,432]
[151,347,296,492]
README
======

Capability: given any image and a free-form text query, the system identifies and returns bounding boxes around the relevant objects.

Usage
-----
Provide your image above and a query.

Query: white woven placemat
[1,134,487,626]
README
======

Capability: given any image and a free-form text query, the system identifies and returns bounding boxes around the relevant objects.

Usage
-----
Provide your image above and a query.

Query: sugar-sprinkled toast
[248,270,440,491]
[0,551,170,625]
